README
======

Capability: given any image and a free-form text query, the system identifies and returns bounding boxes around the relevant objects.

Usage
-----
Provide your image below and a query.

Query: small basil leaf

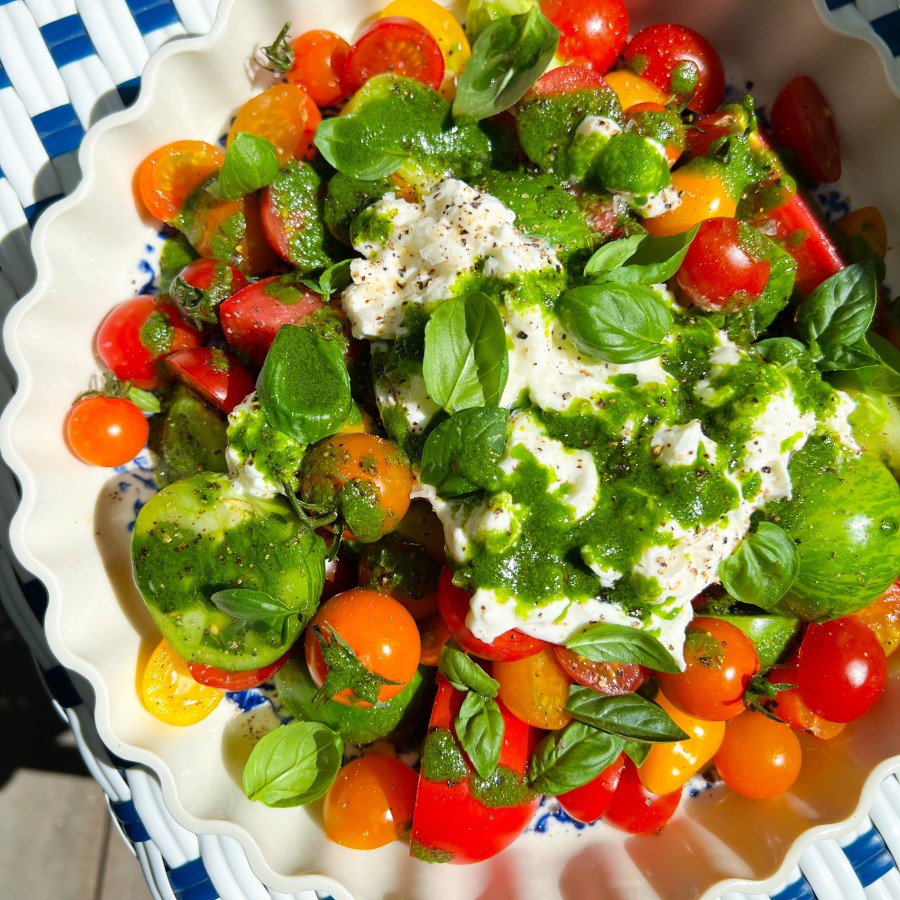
[453,7,559,123]
[314,115,407,180]
[592,228,698,286]
[582,235,644,280]
[257,325,351,444]
[565,685,688,742]
[215,132,280,201]
[857,332,900,395]
[438,644,499,697]
[456,693,504,779]
[566,623,681,674]
[126,385,161,414]
[210,587,293,627]
[420,406,509,496]
[623,740,652,767]
[423,292,509,413]
[528,721,624,795]
[296,259,353,299]
[718,521,799,610]
[243,721,343,807]
[558,283,673,363]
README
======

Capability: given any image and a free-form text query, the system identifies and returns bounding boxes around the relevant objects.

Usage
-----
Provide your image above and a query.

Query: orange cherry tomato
[288,30,351,107]
[493,646,573,730]
[643,162,737,237]
[138,140,224,224]
[854,578,900,657]
[228,83,321,163]
[417,611,451,666]
[604,70,668,111]
[141,638,224,725]
[65,396,149,467]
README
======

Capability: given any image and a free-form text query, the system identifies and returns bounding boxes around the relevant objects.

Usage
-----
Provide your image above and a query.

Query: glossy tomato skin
[228,83,321,163]
[529,64,608,95]
[437,566,547,662]
[795,617,888,723]
[643,162,737,237]
[624,23,724,113]
[603,756,681,835]
[343,17,445,95]
[188,649,290,691]
[494,647,573,730]
[410,674,540,864]
[770,76,841,184]
[540,0,628,74]
[552,644,648,695]
[288,30,351,107]
[164,347,256,414]
[169,258,248,329]
[65,396,149,467]
[762,654,845,740]
[96,296,203,390]
[556,754,625,823]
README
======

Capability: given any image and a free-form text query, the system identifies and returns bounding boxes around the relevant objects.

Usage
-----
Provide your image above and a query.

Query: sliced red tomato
[437,566,547,662]
[169,258,248,329]
[188,649,291,690]
[410,674,540,864]
[552,645,648,695]
[288,30,352,107]
[528,65,608,96]
[556,754,625,824]
[603,756,681,835]
[95,297,203,390]
[540,0,628,74]
[770,76,841,184]
[685,107,748,159]
[165,347,256,414]
[343,16,445,95]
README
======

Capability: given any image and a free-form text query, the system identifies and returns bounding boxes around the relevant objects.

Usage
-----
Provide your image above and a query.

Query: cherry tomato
[529,64,608,96]
[304,587,421,707]
[357,540,441,620]
[95,296,203,390]
[676,219,772,312]
[603,755,681,835]
[770,76,841,184]
[494,646,573,730]
[624,101,685,167]
[288,30,351,107]
[714,711,802,799]
[323,755,418,849]
[556,754,625,823]
[168,258,247,329]
[761,655,845,740]
[835,206,888,261]
[854,578,900,657]
[795,616,887,723]
[436,566,547,662]
[65,396,149,467]
[343,17,445,95]
[164,347,256,414]
[643,162,737,237]
[540,0,629,74]
[552,644,648,696]
[604,70,668,111]
[138,140,224,224]
[417,611,451,666]
[624,23,724,114]
[188,650,290,691]
[300,433,413,543]
[228,83,321,163]
[685,107,748,159]
[141,638,224,725]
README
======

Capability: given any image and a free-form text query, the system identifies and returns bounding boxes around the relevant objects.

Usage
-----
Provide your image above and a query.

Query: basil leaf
[582,235,644,279]
[296,259,353,300]
[718,521,799,610]
[623,740,652,767]
[565,685,688,742]
[558,283,673,363]
[420,406,508,496]
[439,644,499,697]
[587,228,698,286]
[243,721,343,807]
[456,693,504,779]
[453,7,559,123]
[423,292,509,413]
[210,587,293,624]
[795,262,877,371]
[314,116,407,179]
[528,721,624,795]
[258,325,351,444]
[566,623,680,674]
[215,132,280,201]
[126,385,161,414]
[857,332,900,395]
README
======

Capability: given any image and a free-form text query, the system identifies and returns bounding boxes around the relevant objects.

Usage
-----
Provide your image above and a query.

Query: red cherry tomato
[624,23,724,113]
[343,17,445,95]
[603,755,681,835]
[188,650,290,691]
[770,76,841,184]
[437,566,546,662]
[165,347,256,414]
[288,29,351,107]
[762,654,846,740]
[65,396,149,467]
[540,0,628,74]
[675,218,772,312]
[685,108,748,159]
[528,64,608,96]
[169,258,248,329]
[95,297,203,390]
[796,617,888,723]
[556,754,625,823]
[552,644,648,696]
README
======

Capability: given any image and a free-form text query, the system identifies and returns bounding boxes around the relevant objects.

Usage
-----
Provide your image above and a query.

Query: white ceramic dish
[3,0,900,897]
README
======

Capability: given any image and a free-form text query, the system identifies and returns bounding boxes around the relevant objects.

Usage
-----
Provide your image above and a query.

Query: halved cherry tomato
[324,755,418,849]
[761,654,845,740]
[540,0,629,74]
[343,17,445,95]
[188,649,290,691]
[410,674,540,864]
[227,83,321,162]
[65,395,149,468]
[770,76,841,184]
[556,753,625,824]
[603,755,681,835]
[138,140,224,224]
[141,638,224,725]
[624,23,724,114]
[643,161,737,237]
[436,566,547,662]
[624,101,684,167]
[165,347,256,414]
[529,65,608,96]
[305,587,421,707]
[604,70,668,110]
[552,644,648,695]
[685,107,748,159]
[288,30,351,107]
[169,259,248,330]
[494,647,573,730]
[854,579,900,657]
[95,296,203,390]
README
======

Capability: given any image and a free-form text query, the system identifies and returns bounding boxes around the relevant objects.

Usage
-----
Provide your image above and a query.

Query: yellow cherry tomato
[604,70,668,111]
[494,646,573,730]
[643,163,737,237]
[835,205,888,259]
[638,690,725,795]
[141,638,224,726]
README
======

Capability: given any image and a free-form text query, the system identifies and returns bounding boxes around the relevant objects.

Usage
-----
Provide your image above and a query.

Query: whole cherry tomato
[65,396,149,467]
[540,0,629,74]
[288,30,352,107]
[603,755,681,835]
